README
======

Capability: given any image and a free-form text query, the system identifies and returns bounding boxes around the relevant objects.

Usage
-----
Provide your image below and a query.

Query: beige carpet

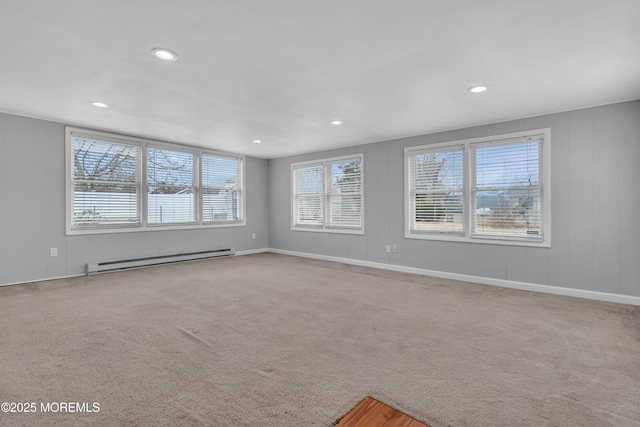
[0,253,639,426]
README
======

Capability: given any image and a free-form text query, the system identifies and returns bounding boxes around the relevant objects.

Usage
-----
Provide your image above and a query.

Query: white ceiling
[1,1,639,159]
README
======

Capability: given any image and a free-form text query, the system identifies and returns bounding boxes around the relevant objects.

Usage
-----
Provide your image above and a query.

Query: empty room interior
[1,1,639,426]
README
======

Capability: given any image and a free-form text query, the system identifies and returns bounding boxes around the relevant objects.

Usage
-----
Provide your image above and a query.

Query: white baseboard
[4,248,639,307]
[268,248,640,307]
[0,274,86,288]
[236,248,270,256]
[0,248,270,288]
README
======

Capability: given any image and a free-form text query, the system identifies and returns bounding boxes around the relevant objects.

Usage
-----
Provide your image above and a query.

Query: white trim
[0,249,270,287]
[290,227,365,235]
[267,248,640,307]
[2,249,638,306]
[290,153,362,168]
[67,126,243,158]
[403,129,549,155]
[65,221,246,236]
[235,248,270,256]
[0,274,86,288]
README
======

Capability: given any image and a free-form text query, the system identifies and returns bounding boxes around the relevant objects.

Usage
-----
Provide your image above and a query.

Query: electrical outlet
[392,244,398,253]
[385,245,391,254]
[252,233,256,240]
[50,247,58,257]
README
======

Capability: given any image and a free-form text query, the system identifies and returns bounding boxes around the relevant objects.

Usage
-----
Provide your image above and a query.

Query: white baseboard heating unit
[87,248,234,274]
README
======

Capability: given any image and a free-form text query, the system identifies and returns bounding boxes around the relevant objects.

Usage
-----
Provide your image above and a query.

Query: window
[70,135,141,229]
[66,128,245,234]
[292,164,324,227]
[147,147,196,225]
[472,139,542,238]
[409,146,464,234]
[405,129,550,246]
[202,154,242,223]
[292,154,364,234]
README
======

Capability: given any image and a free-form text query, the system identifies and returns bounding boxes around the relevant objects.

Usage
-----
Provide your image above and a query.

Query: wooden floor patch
[335,396,429,427]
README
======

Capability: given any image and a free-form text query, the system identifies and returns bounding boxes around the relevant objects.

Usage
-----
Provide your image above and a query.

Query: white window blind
[202,154,242,223]
[472,138,542,238]
[147,147,196,224]
[71,137,141,228]
[292,154,364,233]
[293,163,324,227]
[408,147,464,233]
[326,158,362,229]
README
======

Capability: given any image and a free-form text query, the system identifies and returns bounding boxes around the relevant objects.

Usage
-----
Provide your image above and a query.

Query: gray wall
[268,100,640,298]
[0,112,269,285]
[3,100,639,298]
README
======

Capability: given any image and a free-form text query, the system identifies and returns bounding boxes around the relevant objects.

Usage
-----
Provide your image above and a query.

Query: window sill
[291,226,364,236]
[66,221,246,236]
[405,231,550,248]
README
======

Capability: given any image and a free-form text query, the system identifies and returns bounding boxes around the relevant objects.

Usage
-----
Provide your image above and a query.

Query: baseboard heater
[87,248,234,274]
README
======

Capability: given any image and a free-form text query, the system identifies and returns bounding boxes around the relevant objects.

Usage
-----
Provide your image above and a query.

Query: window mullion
[465,144,472,238]
[195,153,201,225]
[141,144,148,227]
[323,163,329,230]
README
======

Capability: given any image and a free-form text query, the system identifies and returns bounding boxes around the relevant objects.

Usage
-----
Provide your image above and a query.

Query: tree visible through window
[72,138,141,227]
[409,148,463,233]
[328,160,362,228]
[67,128,245,234]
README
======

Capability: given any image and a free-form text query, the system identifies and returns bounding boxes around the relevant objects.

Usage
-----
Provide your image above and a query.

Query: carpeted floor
[0,253,639,426]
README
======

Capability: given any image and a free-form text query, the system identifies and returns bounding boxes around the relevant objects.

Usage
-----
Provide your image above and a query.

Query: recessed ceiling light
[331,120,342,125]
[151,48,178,62]
[253,140,262,144]
[468,85,488,93]
[91,101,109,108]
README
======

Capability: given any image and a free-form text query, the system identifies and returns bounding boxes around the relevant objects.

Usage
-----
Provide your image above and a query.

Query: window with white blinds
[71,136,141,228]
[293,164,324,227]
[66,128,245,234]
[292,154,364,233]
[202,154,242,223]
[472,139,541,238]
[147,147,196,224]
[409,147,464,233]
[326,158,362,228]
[405,129,550,246]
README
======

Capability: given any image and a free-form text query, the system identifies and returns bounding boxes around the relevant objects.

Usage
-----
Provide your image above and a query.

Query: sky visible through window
[475,140,540,189]
[203,156,239,187]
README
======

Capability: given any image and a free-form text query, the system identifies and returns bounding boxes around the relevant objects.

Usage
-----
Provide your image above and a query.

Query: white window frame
[66,127,246,235]
[404,129,551,247]
[67,130,143,231]
[291,154,364,235]
[146,144,199,227]
[201,152,244,225]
